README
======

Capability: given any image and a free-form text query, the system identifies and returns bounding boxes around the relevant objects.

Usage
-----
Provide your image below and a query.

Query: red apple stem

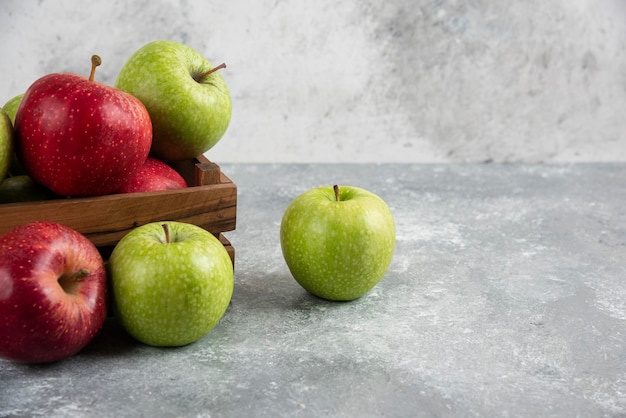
[334,185,340,202]
[72,269,90,281]
[58,269,89,293]
[197,63,227,80]
[89,55,102,82]
[162,223,171,244]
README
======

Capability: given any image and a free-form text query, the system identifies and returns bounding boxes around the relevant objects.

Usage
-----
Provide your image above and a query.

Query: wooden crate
[0,155,237,264]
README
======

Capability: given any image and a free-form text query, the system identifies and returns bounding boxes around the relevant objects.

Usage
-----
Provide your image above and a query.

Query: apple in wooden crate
[2,93,23,123]
[14,55,152,196]
[0,108,13,183]
[116,157,188,193]
[0,222,108,363]
[2,94,24,176]
[0,175,54,203]
[115,40,231,162]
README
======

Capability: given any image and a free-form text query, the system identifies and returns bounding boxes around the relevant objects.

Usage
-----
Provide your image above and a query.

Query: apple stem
[73,269,90,281]
[162,223,171,244]
[58,269,89,293]
[89,55,102,82]
[334,185,340,202]
[197,63,227,81]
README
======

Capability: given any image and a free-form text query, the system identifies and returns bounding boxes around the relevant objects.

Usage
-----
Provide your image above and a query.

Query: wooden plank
[195,161,222,186]
[0,182,236,247]
[0,158,237,252]
[218,233,235,267]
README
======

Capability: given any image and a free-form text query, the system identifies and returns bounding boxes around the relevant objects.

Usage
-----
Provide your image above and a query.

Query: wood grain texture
[0,157,237,252]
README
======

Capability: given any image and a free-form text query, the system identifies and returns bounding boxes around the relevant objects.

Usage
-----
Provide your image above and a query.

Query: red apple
[14,55,152,196]
[0,221,108,363]
[116,157,188,193]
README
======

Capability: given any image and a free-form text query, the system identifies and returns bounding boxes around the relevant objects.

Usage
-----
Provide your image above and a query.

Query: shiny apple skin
[116,157,188,193]
[0,222,108,363]
[14,73,152,196]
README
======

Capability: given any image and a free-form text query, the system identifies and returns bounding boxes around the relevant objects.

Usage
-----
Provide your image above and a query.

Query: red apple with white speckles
[14,56,152,196]
[0,222,108,363]
[116,157,188,193]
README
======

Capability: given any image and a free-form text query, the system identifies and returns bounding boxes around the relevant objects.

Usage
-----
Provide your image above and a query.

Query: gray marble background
[1,0,625,163]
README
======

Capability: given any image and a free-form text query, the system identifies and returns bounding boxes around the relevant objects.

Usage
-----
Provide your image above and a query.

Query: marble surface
[2,0,626,163]
[1,163,625,417]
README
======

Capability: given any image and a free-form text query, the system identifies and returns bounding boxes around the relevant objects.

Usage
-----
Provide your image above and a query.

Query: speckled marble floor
[1,163,625,417]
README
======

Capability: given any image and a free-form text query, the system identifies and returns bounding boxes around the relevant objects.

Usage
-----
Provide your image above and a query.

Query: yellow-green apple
[2,93,23,124]
[0,108,13,183]
[280,185,396,301]
[14,55,152,196]
[108,221,234,346]
[2,94,24,176]
[115,40,231,162]
[0,222,108,363]
[0,175,55,203]
[116,157,188,193]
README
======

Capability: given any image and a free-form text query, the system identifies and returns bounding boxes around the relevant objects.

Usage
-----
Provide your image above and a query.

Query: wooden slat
[195,161,222,186]
[0,158,237,254]
[0,182,236,247]
[218,233,235,267]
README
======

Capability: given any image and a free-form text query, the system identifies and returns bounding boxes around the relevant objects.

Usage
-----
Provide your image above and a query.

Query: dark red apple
[14,55,152,196]
[116,157,188,193]
[0,221,108,363]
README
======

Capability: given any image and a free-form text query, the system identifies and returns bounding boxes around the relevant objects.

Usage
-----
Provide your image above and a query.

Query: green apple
[2,94,24,176]
[108,221,234,346]
[115,40,231,162]
[2,93,23,124]
[0,108,14,183]
[280,185,396,301]
[0,175,55,203]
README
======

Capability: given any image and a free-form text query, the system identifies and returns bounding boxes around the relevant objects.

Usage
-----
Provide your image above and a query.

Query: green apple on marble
[108,221,234,347]
[0,108,14,183]
[115,40,232,162]
[280,185,396,301]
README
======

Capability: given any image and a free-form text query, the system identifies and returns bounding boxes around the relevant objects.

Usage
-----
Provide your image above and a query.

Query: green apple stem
[162,223,171,244]
[334,185,340,202]
[196,63,227,81]
[89,55,102,82]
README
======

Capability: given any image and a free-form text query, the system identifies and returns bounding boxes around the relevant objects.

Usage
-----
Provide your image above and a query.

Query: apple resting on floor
[108,221,234,347]
[280,185,396,301]
[0,222,108,363]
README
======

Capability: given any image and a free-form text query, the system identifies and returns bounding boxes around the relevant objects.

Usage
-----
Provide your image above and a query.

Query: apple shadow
[235,269,361,313]
[78,316,143,358]
[289,291,361,312]
[0,318,141,369]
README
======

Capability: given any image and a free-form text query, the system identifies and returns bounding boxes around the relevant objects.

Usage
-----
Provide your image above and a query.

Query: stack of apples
[0,41,235,363]
[1,40,231,199]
